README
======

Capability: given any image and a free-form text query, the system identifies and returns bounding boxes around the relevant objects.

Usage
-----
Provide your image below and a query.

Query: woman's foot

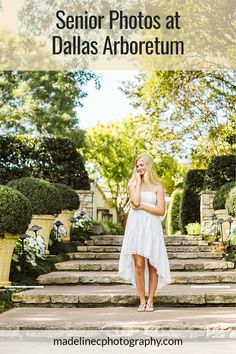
[137,303,146,312]
[145,303,154,312]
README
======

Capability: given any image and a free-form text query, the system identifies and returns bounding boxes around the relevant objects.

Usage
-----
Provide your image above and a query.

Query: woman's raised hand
[136,172,142,185]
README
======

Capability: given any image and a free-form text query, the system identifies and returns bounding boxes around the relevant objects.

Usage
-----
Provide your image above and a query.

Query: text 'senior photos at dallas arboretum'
[0,0,236,353]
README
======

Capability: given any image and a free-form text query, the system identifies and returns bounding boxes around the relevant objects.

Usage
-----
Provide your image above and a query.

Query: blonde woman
[118,153,171,312]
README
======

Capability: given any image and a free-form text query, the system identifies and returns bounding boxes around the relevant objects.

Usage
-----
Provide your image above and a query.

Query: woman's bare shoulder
[153,183,164,193]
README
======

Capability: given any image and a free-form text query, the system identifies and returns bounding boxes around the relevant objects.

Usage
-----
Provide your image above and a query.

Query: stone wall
[76,190,94,219]
[200,191,216,234]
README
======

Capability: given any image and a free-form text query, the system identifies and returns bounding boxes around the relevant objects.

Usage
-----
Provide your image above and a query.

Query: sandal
[145,303,154,312]
[137,303,146,312]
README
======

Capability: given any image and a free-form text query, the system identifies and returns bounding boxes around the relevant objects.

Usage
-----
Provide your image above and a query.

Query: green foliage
[225,187,236,216]
[122,71,235,164]
[11,236,46,272]
[0,135,90,189]
[7,177,62,215]
[101,221,124,235]
[0,185,32,234]
[0,290,14,314]
[180,169,206,234]
[213,181,236,210]
[186,222,201,235]
[53,183,80,210]
[0,71,100,138]
[204,155,236,191]
[166,189,183,235]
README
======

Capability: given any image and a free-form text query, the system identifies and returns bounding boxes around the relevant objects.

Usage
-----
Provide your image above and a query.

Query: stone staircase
[0,234,235,330]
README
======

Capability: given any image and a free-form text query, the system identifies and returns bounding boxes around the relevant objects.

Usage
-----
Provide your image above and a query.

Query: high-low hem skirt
[118,208,171,292]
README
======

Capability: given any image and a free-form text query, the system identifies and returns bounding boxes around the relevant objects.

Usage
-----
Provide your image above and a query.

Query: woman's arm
[128,173,142,207]
[132,184,165,216]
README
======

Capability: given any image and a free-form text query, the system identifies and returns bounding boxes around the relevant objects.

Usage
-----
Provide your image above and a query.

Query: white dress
[118,191,171,292]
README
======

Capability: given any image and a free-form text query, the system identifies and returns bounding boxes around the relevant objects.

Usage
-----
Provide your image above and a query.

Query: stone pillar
[76,190,94,219]
[200,191,216,234]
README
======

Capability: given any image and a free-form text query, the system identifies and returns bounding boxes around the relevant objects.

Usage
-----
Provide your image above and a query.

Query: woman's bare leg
[147,260,158,305]
[133,254,146,305]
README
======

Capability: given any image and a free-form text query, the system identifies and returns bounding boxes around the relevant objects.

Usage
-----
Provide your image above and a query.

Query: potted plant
[53,183,80,241]
[7,177,62,252]
[0,185,32,286]
[186,222,201,236]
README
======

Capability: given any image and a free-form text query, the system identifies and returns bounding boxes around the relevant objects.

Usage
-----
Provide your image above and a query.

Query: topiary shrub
[204,155,236,191]
[225,187,236,216]
[53,183,80,210]
[166,189,183,235]
[213,181,236,210]
[0,185,32,234]
[7,177,62,215]
[180,169,206,234]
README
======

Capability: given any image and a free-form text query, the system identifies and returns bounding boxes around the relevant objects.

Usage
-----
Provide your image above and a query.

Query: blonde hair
[128,153,160,188]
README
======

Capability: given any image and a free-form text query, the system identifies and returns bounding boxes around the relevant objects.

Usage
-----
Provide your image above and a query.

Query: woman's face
[136,159,146,175]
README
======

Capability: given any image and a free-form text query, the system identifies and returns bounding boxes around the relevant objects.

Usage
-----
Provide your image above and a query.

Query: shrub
[166,189,183,235]
[180,169,206,234]
[186,222,201,235]
[53,183,80,210]
[213,181,236,210]
[101,221,124,235]
[0,135,90,190]
[7,177,62,215]
[0,185,32,234]
[225,187,236,216]
[204,155,236,191]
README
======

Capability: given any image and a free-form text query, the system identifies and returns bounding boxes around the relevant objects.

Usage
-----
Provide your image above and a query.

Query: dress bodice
[141,191,157,206]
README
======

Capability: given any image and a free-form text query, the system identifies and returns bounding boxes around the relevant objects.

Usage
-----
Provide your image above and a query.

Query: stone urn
[0,234,19,286]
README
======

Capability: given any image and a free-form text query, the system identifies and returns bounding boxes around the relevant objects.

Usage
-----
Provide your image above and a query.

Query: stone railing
[200,191,216,235]
[76,190,94,219]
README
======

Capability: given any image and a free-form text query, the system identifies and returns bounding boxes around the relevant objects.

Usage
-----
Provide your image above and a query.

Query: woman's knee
[148,262,157,274]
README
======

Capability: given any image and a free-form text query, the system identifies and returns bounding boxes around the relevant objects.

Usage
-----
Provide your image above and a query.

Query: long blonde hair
[128,153,160,187]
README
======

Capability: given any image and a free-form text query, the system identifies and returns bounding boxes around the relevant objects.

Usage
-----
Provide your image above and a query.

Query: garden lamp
[28,224,42,237]
[218,218,224,244]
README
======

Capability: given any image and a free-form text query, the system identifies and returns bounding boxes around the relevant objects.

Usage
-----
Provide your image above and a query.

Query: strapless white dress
[118,191,171,291]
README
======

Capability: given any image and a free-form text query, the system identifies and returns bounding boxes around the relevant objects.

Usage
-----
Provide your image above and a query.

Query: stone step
[84,239,209,246]
[1,306,235,331]
[77,245,213,253]
[55,259,235,272]
[67,251,223,260]
[89,235,203,242]
[11,284,236,307]
[37,271,236,285]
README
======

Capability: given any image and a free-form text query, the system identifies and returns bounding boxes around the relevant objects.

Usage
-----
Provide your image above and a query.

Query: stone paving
[0,234,235,330]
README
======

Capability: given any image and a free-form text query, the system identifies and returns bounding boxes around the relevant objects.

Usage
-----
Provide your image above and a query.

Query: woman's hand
[131,202,143,210]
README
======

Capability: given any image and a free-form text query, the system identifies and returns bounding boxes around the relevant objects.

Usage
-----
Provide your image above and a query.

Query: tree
[83,115,184,223]
[0,71,100,142]
[121,70,236,164]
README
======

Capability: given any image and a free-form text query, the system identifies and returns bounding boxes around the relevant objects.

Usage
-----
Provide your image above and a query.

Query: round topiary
[166,189,183,235]
[7,177,62,215]
[0,185,32,234]
[225,186,236,217]
[53,183,80,210]
[213,181,236,210]
[204,155,235,191]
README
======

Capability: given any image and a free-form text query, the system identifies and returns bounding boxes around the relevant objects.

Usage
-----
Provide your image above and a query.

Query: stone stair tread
[12,283,236,294]
[37,270,236,285]
[1,306,235,330]
[67,252,223,260]
[77,245,212,252]
[55,259,234,271]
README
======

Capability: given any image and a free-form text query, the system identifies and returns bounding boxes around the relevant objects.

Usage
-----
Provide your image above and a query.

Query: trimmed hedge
[0,185,32,234]
[166,189,183,235]
[53,183,80,210]
[0,135,90,189]
[204,155,236,191]
[180,169,206,234]
[7,177,62,215]
[213,181,236,210]
[226,187,236,216]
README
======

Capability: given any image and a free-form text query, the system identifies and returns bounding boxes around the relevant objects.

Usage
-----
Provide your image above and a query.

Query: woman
[118,153,171,312]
